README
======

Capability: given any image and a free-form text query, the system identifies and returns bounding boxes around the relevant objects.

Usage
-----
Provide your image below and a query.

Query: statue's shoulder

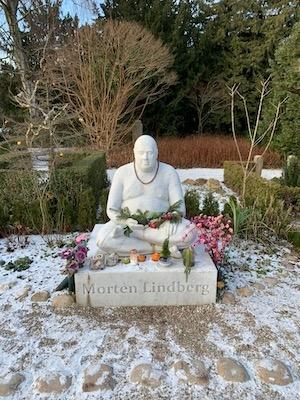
[113,162,133,179]
[159,162,178,176]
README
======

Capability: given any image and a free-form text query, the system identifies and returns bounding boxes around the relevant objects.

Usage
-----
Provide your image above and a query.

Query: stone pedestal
[75,225,217,307]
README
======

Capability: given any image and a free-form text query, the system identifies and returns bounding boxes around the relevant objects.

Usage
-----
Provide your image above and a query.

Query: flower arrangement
[117,200,183,237]
[55,234,89,293]
[59,233,89,275]
[190,215,233,265]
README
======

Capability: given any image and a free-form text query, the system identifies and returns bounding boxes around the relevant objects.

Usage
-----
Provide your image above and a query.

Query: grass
[108,135,282,168]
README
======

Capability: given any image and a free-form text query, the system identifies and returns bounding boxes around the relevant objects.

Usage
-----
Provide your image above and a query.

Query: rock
[221,291,236,304]
[195,178,207,185]
[205,179,224,194]
[172,360,209,385]
[182,179,198,186]
[15,285,31,300]
[52,294,75,308]
[253,283,265,290]
[0,373,25,396]
[255,359,293,386]
[217,281,225,289]
[130,363,163,388]
[217,358,250,382]
[0,282,16,295]
[236,287,254,297]
[263,277,279,286]
[31,290,50,302]
[82,364,116,392]
[35,374,72,394]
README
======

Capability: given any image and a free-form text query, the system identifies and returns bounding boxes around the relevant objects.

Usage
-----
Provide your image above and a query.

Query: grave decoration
[55,234,89,293]
[117,200,183,237]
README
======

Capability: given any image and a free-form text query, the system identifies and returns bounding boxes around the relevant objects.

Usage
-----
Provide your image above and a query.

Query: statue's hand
[125,218,145,231]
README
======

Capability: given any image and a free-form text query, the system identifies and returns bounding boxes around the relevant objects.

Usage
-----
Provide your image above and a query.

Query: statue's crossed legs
[97,219,196,256]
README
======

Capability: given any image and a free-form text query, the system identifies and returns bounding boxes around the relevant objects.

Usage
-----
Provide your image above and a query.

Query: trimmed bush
[184,189,200,219]
[224,161,300,213]
[201,192,220,216]
[0,151,108,235]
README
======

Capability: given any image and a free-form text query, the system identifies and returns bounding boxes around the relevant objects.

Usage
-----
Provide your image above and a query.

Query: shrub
[224,161,300,213]
[223,196,251,237]
[0,151,108,235]
[282,156,300,187]
[184,189,200,219]
[201,192,220,216]
[224,161,295,239]
[99,187,110,223]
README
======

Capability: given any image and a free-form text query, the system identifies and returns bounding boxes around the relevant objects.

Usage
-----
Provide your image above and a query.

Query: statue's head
[134,135,158,172]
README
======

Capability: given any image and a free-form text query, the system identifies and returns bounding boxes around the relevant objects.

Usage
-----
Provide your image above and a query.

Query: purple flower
[75,248,87,263]
[60,248,73,260]
[67,261,79,273]
[77,245,88,255]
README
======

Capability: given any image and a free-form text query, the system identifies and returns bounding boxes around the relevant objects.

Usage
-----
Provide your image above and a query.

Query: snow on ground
[0,170,299,400]
[107,168,282,183]
[0,233,299,399]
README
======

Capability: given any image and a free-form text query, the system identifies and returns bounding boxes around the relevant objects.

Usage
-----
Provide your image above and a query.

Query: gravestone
[253,155,263,176]
[75,225,217,307]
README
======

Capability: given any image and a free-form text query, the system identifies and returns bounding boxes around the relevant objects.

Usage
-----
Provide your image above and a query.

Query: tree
[0,0,79,148]
[264,21,300,156]
[49,19,176,150]
[205,0,300,133]
[187,78,228,134]
[100,0,208,135]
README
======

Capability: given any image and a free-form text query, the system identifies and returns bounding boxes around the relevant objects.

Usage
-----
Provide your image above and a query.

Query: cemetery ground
[0,170,299,400]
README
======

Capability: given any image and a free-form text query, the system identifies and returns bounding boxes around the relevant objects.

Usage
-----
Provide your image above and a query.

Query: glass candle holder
[130,249,138,265]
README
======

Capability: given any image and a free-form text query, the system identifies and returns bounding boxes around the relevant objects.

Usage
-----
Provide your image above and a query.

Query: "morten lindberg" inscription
[83,281,210,296]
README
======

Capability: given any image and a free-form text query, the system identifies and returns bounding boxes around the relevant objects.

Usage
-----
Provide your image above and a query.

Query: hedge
[224,161,300,213]
[0,151,108,235]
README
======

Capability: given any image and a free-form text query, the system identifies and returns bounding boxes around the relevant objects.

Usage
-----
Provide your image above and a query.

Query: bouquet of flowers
[191,214,233,265]
[118,200,183,237]
[55,234,89,293]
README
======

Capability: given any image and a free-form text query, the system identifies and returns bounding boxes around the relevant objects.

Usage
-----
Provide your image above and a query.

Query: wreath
[117,200,183,237]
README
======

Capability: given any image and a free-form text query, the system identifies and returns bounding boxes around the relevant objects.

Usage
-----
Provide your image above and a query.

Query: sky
[0,0,98,61]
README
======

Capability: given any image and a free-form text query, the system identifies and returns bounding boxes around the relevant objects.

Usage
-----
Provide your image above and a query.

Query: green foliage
[182,247,194,282]
[3,256,33,272]
[184,189,200,219]
[264,22,300,156]
[99,187,110,223]
[201,192,219,216]
[0,151,108,234]
[288,231,300,249]
[225,196,251,237]
[224,162,295,239]
[161,238,171,260]
[0,62,23,123]
[224,161,300,213]
[283,156,300,187]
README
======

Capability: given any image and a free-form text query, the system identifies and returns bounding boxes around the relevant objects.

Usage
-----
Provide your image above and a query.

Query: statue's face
[134,141,158,172]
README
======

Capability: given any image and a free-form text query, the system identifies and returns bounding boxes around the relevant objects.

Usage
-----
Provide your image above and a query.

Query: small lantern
[130,249,138,265]
[17,141,21,146]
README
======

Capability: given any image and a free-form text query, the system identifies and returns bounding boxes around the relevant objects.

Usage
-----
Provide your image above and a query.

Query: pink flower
[75,248,87,263]
[60,248,73,259]
[75,234,87,245]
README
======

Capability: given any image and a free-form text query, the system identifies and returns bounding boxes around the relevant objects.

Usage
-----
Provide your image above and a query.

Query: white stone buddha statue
[96,135,196,256]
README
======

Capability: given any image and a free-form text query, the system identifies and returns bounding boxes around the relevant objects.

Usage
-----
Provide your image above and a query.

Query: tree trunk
[2,0,36,118]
